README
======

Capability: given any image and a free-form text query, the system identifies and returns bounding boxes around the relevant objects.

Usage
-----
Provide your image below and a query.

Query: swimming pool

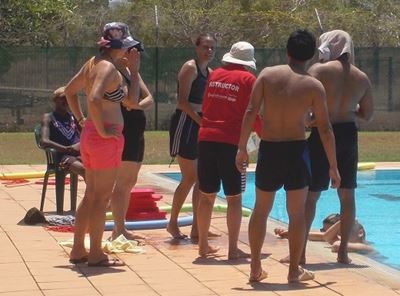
[162,169,400,270]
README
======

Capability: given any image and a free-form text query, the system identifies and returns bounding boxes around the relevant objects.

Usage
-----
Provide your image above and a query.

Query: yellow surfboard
[357,162,376,171]
[0,171,48,180]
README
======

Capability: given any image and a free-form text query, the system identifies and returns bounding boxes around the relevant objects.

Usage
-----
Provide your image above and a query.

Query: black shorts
[169,109,200,160]
[308,122,358,191]
[198,141,245,196]
[121,108,146,162]
[256,140,311,192]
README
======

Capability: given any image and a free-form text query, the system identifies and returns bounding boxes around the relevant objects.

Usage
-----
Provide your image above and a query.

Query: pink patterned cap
[98,22,143,51]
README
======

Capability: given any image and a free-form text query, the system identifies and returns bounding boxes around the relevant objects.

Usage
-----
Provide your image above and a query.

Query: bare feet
[274,228,288,239]
[69,255,88,264]
[207,231,222,238]
[167,223,188,240]
[228,248,251,260]
[198,245,220,257]
[190,231,221,242]
[249,269,268,282]
[112,230,147,242]
[69,249,89,265]
[88,257,125,267]
[288,267,315,283]
[337,252,352,264]
[279,254,305,265]
[279,254,290,263]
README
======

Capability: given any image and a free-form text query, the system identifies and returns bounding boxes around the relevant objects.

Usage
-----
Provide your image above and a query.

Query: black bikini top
[104,86,125,102]
[103,62,131,103]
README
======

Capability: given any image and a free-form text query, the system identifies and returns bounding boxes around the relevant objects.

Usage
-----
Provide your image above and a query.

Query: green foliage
[1,0,400,47]
[0,0,74,46]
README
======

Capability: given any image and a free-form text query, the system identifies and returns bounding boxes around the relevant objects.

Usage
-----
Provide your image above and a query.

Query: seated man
[40,86,84,177]
[275,213,374,254]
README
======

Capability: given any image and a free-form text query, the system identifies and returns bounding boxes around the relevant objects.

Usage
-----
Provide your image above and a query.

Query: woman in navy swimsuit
[167,33,218,240]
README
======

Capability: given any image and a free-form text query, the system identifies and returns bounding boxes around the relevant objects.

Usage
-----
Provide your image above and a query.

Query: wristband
[77,117,86,126]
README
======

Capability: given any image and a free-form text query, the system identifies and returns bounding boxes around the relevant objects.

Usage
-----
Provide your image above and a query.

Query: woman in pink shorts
[65,22,142,267]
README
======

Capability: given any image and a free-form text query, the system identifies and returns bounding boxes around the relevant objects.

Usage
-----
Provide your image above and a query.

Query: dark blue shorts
[256,140,311,192]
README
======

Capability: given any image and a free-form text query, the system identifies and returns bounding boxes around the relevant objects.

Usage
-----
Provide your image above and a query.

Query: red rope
[45,225,75,232]
[1,179,31,187]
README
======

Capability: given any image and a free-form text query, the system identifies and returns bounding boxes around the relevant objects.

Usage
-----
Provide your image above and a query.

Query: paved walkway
[0,164,399,296]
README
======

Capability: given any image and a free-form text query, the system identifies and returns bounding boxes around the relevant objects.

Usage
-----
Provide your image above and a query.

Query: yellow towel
[318,30,354,64]
[59,234,144,254]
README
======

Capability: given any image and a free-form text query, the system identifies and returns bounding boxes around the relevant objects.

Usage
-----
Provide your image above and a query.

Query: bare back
[308,60,373,123]
[259,65,326,141]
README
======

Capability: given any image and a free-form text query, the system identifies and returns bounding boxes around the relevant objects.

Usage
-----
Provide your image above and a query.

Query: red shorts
[80,120,124,170]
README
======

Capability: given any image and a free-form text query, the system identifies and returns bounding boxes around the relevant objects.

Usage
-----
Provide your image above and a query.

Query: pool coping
[144,162,400,290]
[1,163,399,295]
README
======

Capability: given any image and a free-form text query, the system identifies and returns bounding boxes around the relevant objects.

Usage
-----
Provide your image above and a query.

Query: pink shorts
[80,120,124,170]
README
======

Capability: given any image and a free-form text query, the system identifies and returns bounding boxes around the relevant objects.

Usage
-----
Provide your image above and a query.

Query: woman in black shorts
[110,68,153,241]
[167,33,217,240]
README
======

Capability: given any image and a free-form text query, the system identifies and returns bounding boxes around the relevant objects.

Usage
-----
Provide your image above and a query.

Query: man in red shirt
[197,41,256,260]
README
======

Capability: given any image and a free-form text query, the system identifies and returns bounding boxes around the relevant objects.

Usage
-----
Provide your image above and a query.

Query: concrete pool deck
[0,163,399,296]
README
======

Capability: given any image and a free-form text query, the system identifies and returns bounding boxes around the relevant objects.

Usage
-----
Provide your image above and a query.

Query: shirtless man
[235,29,340,283]
[301,30,374,265]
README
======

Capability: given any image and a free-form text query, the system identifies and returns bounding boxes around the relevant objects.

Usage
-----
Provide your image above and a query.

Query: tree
[1,0,400,47]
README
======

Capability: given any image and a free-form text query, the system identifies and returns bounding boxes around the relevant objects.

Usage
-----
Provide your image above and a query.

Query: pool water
[163,170,400,270]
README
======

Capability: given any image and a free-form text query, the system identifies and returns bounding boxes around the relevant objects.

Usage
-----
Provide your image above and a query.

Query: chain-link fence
[0,46,399,131]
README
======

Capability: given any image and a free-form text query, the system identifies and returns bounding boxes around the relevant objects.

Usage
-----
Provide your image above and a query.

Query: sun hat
[98,22,144,51]
[222,41,256,70]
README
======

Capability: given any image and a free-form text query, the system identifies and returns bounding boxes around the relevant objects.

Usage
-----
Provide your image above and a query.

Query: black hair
[286,29,316,61]
[323,213,341,225]
[194,33,217,46]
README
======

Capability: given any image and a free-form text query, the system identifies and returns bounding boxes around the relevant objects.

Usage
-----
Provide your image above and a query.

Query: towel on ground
[59,234,144,254]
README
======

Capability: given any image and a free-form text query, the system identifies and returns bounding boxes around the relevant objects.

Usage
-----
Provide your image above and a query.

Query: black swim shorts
[308,122,358,191]
[198,141,245,196]
[256,140,311,192]
[121,108,146,162]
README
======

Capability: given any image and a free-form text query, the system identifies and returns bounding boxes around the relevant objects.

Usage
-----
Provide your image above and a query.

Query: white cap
[222,41,256,70]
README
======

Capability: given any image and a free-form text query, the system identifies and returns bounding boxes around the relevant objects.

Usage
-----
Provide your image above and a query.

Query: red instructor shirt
[198,64,256,145]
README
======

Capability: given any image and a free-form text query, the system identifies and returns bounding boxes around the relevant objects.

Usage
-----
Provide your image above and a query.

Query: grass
[0,131,399,165]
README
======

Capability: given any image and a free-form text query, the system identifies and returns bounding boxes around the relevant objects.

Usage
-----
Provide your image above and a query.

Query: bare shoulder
[258,65,287,80]
[180,59,197,74]
[351,65,371,83]
[308,61,332,77]
[178,59,197,84]
[94,58,116,73]
[304,74,326,99]
[313,78,326,95]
